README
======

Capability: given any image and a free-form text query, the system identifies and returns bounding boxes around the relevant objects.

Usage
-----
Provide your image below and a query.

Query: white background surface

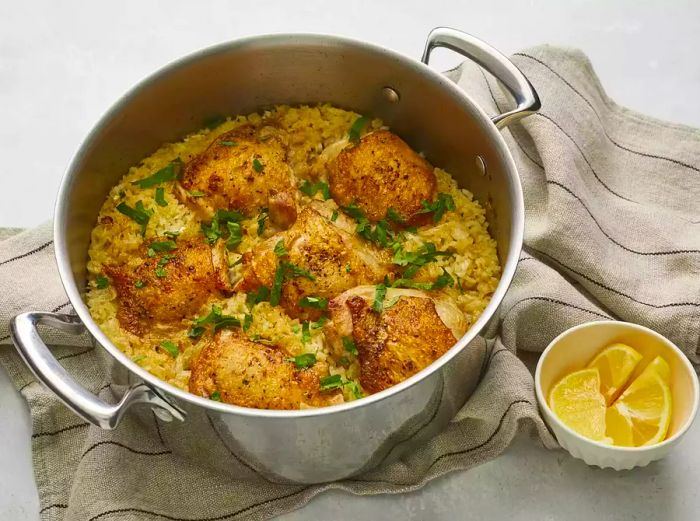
[1,1,699,519]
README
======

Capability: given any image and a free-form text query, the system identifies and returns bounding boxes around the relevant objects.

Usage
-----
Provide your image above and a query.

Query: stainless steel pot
[10,28,536,483]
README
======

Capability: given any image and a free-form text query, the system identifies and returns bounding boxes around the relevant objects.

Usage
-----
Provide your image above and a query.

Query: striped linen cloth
[1,46,699,520]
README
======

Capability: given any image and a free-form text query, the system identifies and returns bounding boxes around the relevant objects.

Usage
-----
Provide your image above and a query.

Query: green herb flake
[246,287,270,307]
[270,263,286,306]
[301,321,311,344]
[210,391,222,401]
[132,161,182,189]
[243,313,253,332]
[134,279,146,289]
[330,210,338,222]
[132,355,146,363]
[249,334,275,345]
[345,264,352,273]
[257,209,269,236]
[384,296,400,309]
[225,221,242,250]
[338,356,350,366]
[298,296,328,310]
[299,180,331,200]
[164,230,180,240]
[311,315,328,329]
[188,326,206,339]
[213,315,241,332]
[155,267,167,278]
[346,381,363,400]
[201,208,246,245]
[274,239,288,257]
[319,374,343,391]
[219,140,238,147]
[159,340,179,358]
[372,283,387,313]
[286,352,316,369]
[188,190,206,198]
[252,158,264,172]
[149,240,177,253]
[95,275,109,289]
[116,201,152,236]
[392,242,452,278]
[348,115,368,143]
[342,336,358,356]
[155,187,168,207]
[386,207,405,224]
[418,193,456,223]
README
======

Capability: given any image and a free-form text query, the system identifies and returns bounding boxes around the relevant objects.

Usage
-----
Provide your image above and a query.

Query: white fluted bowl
[535,321,699,470]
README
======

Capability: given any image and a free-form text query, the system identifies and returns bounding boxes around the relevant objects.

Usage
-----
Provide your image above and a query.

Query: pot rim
[54,31,525,419]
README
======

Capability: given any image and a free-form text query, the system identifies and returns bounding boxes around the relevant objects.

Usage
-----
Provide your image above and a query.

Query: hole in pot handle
[421,27,541,129]
[10,311,185,430]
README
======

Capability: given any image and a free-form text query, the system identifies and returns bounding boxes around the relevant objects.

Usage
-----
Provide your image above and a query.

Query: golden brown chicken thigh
[234,203,396,320]
[178,124,297,228]
[328,130,437,226]
[189,330,343,409]
[105,238,231,335]
[326,286,467,394]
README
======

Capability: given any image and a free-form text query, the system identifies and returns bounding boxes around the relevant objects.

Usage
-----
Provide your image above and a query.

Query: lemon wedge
[605,356,672,447]
[587,343,643,404]
[549,368,611,443]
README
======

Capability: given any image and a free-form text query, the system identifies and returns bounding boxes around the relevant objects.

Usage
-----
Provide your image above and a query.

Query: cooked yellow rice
[86,104,501,402]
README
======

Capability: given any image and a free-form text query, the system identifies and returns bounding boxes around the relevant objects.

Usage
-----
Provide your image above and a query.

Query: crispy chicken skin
[326,286,467,394]
[234,203,396,320]
[189,330,343,409]
[105,238,231,335]
[178,124,297,227]
[328,130,437,226]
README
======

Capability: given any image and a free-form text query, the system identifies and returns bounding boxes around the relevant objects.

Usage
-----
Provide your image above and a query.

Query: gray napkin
[1,45,699,521]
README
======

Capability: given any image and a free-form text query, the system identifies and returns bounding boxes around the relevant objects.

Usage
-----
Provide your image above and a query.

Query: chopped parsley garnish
[298,296,328,310]
[164,230,180,240]
[249,334,275,345]
[257,209,268,236]
[372,283,387,313]
[342,336,358,356]
[246,287,271,307]
[299,180,331,200]
[210,391,222,401]
[386,207,405,224]
[417,193,456,223]
[319,374,343,391]
[273,239,288,257]
[188,190,206,198]
[95,275,109,289]
[348,115,368,143]
[204,114,226,129]
[392,242,452,278]
[201,208,246,245]
[132,160,182,189]
[391,269,455,291]
[134,279,146,289]
[191,305,241,334]
[225,222,242,250]
[147,240,177,257]
[346,381,363,399]
[116,201,152,236]
[301,321,311,344]
[252,158,264,172]
[155,187,167,207]
[270,261,315,306]
[159,340,179,358]
[330,210,338,222]
[219,140,238,147]
[154,254,175,278]
[132,354,146,363]
[345,264,352,273]
[340,203,396,248]
[286,353,316,369]
[243,313,253,331]
[311,315,328,329]
[338,356,350,366]
[384,296,400,309]
[187,326,206,339]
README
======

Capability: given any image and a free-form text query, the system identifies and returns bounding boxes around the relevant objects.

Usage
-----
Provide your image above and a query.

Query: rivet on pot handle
[422,27,541,129]
[10,311,185,429]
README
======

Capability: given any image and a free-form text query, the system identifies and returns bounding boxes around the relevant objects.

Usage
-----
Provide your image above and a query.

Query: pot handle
[10,311,185,429]
[421,27,540,129]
